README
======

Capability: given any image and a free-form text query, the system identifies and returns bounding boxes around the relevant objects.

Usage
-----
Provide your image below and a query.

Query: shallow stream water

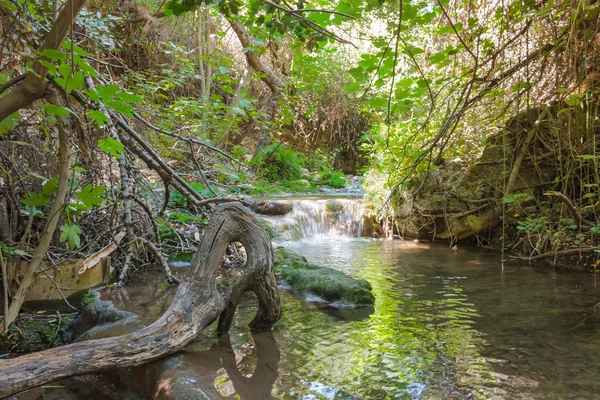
[102,198,600,399]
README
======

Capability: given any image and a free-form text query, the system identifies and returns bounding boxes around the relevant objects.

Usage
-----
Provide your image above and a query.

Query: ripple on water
[101,237,600,399]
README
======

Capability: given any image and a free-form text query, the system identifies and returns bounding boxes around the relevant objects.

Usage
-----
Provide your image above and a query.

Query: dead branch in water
[0,203,281,398]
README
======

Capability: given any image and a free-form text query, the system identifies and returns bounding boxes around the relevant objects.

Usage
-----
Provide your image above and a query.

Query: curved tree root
[0,203,281,398]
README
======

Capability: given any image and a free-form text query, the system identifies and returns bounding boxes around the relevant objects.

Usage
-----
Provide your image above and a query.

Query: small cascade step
[264,198,365,241]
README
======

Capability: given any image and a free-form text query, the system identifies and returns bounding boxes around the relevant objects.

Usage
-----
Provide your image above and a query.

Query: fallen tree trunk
[0,203,281,398]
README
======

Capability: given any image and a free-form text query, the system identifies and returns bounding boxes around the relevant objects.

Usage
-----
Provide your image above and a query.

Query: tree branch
[0,0,87,122]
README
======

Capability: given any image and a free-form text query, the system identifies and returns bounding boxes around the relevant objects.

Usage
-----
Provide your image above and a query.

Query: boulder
[273,247,375,307]
[251,200,293,216]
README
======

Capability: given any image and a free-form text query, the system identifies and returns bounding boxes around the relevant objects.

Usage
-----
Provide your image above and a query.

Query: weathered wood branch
[544,191,594,229]
[0,203,281,398]
[510,247,599,261]
[225,15,285,92]
[504,109,548,197]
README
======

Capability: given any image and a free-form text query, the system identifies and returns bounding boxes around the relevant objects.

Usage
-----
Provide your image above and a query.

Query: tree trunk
[0,203,281,398]
[225,15,285,92]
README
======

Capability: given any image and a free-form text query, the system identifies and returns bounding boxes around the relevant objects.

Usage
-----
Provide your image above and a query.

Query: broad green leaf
[60,223,82,250]
[342,82,361,92]
[97,84,121,102]
[365,97,388,108]
[98,137,124,159]
[427,52,447,64]
[105,100,134,117]
[87,110,109,126]
[117,92,143,103]
[0,112,21,134]
[41,178,59,196]
[42,49,66,62]
[66,71,85,92]
[41,103,71,117]
[76,184,105,207]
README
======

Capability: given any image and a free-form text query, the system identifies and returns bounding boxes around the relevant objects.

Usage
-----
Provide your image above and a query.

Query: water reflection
[217,332,280,399]
[101,238,600,399]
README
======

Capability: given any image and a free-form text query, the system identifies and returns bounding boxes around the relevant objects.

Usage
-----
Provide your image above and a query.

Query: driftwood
[0,203,281,398]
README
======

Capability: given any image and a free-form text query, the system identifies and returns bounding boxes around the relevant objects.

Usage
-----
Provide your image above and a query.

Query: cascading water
[265,197,365,241]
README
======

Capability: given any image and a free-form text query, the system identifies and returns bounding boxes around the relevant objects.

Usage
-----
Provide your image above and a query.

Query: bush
[320,167,347,188]
[252,143,303,182]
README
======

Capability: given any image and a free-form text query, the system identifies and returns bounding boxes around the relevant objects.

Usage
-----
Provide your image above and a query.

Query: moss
[273,247,375,306]
[167,252,195,263]
[259,218,276,239]
[80,291,97,308]
[0,314,68,353]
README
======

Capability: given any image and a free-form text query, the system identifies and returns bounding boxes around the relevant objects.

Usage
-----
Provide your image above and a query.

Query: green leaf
[117,91,143,103]
[565,93,585,107]
[98,137,124,159]
[97,84,121,102]
[85,88,100,103]
[0,112,21,134]
[66,71,85,92]
[427,52,447,64]
[511,81,532,92]
[365,97,388,108]
[60,223,82,250]
[42,49,66,62]
[105,100,133,117]
[41,104,71,117]
[41,178,59,196]
[87,110,109,126]
[342,82,361,92]
[76,184,105,207]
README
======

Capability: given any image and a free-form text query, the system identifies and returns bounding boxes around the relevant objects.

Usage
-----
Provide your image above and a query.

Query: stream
[102,196,600,399]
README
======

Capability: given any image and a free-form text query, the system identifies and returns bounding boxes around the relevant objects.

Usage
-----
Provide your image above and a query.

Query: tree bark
[225,15,285,92]
[0,203,281,398]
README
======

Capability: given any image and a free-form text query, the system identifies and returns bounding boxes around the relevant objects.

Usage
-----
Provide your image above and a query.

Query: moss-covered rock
[273,247,375,306]
[167,252,195,264]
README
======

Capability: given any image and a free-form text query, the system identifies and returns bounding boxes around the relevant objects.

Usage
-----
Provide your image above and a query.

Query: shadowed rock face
[273,246,375,307]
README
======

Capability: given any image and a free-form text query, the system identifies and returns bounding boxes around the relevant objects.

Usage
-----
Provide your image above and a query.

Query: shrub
[252,143,303,182]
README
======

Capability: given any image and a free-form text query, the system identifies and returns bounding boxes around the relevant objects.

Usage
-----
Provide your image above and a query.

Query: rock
[273,247,375,306]
[251,200,293,216]
[58,292,141,344]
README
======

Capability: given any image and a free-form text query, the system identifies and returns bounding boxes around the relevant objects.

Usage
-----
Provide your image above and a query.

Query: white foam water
[268,198,365,241]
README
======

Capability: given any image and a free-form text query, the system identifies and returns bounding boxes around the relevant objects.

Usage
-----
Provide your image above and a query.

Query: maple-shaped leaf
[76,184,105,207]
[60,223,81,250]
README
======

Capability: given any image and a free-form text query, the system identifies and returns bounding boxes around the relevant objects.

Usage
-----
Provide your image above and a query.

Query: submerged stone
[273,247,375,306]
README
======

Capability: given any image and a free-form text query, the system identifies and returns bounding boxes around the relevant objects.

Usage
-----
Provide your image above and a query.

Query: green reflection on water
[271,239,600,399]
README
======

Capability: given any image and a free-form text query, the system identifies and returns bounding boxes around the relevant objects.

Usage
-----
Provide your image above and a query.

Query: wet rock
[251,200,293,216]
[273,247,375,306]
[57,292,141,344]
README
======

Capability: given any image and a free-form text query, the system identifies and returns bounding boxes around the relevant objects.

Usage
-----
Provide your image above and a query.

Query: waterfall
[266,198,365,241]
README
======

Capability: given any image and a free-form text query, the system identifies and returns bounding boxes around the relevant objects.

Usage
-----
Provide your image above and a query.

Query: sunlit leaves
[41,103,71,117]
[98,137,124,159]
